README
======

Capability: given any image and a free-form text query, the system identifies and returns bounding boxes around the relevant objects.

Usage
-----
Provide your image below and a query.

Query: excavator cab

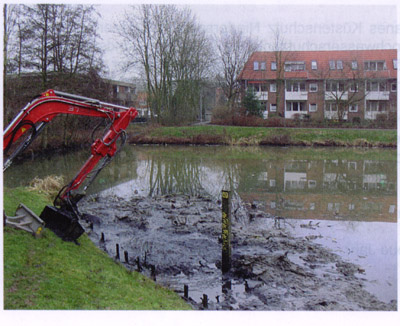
[3,89,138,241]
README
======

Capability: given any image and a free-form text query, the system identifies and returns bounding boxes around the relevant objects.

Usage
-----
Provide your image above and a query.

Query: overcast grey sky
[97,1,398,80]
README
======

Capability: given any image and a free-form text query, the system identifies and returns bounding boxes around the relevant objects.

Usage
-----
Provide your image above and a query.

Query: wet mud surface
[79,193,397,311]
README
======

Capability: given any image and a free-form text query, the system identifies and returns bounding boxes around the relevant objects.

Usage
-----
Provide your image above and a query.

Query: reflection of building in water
[239,158,396,223]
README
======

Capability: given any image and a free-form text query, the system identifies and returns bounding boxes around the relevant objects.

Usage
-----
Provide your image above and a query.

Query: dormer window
[352,61,358,70]
[284,61,305,72]
[253,61,259,71]
[364,60,387,71]
[311,60,317,70]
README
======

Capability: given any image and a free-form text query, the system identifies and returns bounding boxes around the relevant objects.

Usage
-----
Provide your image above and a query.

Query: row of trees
[3,4,110,148]
[4,4,260,128]
[117,4,259,124]
[4,4,103,84]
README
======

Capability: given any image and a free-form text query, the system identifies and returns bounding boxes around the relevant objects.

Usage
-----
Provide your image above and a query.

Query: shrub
[242,89,263,117]
[211,105,232,122]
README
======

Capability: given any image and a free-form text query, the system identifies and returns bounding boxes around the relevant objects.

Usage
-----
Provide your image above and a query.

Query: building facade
[239,49,397,122]
[107,79,136,107]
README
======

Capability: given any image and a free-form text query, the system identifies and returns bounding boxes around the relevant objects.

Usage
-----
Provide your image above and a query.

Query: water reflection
[4,145,396,222]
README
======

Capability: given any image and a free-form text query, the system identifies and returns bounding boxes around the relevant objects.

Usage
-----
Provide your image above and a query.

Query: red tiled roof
[239,49,397,81]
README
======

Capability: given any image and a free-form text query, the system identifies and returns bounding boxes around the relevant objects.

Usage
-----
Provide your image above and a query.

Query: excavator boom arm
[3,89,138,241]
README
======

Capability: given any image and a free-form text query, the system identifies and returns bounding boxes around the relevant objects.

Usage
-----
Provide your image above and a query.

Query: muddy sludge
[79,193,397,311]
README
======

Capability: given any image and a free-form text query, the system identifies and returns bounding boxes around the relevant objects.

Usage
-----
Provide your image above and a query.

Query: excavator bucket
[40,205,85,242]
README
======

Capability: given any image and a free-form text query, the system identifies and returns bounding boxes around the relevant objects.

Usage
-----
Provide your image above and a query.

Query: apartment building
[238,49,397,122]
[107,79,136,107]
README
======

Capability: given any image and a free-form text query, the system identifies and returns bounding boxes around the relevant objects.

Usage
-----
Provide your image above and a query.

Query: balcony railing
[285,91,308,101]
[325,91,348,101]
[365,91,390,101]
[255,91,268,101]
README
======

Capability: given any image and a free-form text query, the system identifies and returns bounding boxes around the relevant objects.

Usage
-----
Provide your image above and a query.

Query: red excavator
[3,89,138,241]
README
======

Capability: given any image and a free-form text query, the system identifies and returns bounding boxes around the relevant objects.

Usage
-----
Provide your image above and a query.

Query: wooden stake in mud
[221,190,232,273]
[116,244,120,260]
[184,285,189,299]
[202,294,208,309]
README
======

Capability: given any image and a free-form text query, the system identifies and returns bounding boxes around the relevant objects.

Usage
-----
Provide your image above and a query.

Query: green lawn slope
[3,187,191,310]
[129,125,397,147]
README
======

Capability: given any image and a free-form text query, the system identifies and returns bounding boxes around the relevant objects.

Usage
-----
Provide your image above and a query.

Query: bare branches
[5,4,103,79]
[117,4,212,124]
[215,25,259,110]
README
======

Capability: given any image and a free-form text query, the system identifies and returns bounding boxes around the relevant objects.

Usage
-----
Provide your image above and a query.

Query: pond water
[4,145,398,305]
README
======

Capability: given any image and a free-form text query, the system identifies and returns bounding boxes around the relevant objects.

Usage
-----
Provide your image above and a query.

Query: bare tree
[315,58,373,123]
[117,4,212,124]
[269,26,293,119]
[215,24,259,111]
[4,4,107,149]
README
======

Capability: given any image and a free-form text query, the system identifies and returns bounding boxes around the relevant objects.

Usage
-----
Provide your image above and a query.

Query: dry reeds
[28,175,65,196]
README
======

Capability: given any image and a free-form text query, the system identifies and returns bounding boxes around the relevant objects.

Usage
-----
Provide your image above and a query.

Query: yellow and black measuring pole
[221,190,232,273]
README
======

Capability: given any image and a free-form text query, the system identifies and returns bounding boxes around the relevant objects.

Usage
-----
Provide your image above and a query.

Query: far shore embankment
[127,125,397,148]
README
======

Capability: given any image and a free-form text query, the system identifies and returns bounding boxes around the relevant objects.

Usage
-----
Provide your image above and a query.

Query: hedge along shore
[127,125,397,148]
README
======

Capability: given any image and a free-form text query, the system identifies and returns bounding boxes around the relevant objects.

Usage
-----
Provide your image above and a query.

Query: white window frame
[309,83,318,92]
[326,81,345,92]
[364,60,387,71]
[366,81,387,92]
[254,61,259,71]
[325,102,338,112]
[260,61,266,71]
[271,61,277,71]
[350,82,359,92]
[366,101,387,112]
[284,61,305,72]
[286,81,306,92]
[270,103,277,112]
[270,83,277,92]
[352,61,358,70]
[311,60,317,70]
[329,60,336,70]
[393,59,397,70]
[286,101,306,112]
[308,180,317,188]
[337,60,343,70]
[349,104,358,112]
[309,103,317,112]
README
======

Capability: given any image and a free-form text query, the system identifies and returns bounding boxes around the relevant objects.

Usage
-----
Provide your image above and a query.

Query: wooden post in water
[221,190,232,273]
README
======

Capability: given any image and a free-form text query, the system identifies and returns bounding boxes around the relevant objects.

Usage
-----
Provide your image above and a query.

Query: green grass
[137,144,397,162]
[145,125,397,146]
[3,187,191,310]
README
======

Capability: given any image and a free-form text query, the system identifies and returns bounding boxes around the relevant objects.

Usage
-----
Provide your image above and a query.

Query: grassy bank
[3,187,191,310]
[128,125,397,147]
